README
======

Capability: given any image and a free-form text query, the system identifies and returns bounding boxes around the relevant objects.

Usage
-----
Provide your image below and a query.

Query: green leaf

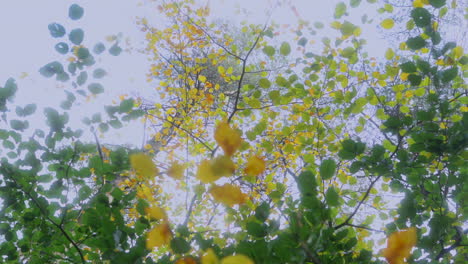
[259,78,271,89]
[406,36,426,50]
[88,83,104,94]
[320,159,336,180]
[263,46,275,56]
[247,221,268,237]
[69,28,84,45]
[54,42,69,54]
[77,71,87,86]
[48,23,66,38]
[298,37,307,47]
[429,0,446,8]
[416,60,431,74]
[93,42,106,54]
[408,74,422,86]
[269,90,281,105]
[10,120,28,131]
[109,43,122,56]
[314,22,324,29]
[109,119,123,129]
[39,61,63,78]
[280,42,291,56]
[297,170,317,195]
[350,0,361,8]
[92,68,107,79]
[431,31,441,45]
[69,4,84,20]
[76,47,90,60]
[276,76,289,87]
[78,186,92,200]
[37,174,53,183]
[3,140,14,149]
[340,21,356,35]
[119,99,134,113]
[334,2,347,19]
[56,72,70,82]
[17,104,36,117]
[170,237,190,254]
[411,8,431,28]
[325,187,340,207]
[441,67,458,83]
[99,123,109,133]
[341,47,355,59]
[255,202,270,222]
[400,61,417,73]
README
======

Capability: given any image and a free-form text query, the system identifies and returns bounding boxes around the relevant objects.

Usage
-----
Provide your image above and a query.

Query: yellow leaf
[400,72,409,81]
[196,160,220,183]
[210,184,247,207]
[199,75,207,82]
[214,122,242,156]
[330,21,341,29]
[353,27,362,37]
[385,48,395,60]
[201,248,219,264]
[383,227,417,264]
[175,257,197,264]
[145,206,167,220]
[453,46,463,59]
[211,155,236,177]
[146,222,172,249]
[413,0,428,7]
[130,153,158,179]
[221,255,254,264]
[243,156,266,177]
[381,19,395,29]
[167,161,185,180]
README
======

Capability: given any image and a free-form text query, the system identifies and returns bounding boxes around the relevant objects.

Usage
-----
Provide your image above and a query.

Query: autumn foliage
[0,0,466,263]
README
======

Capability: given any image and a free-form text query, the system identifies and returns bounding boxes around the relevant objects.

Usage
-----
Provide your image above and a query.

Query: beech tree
[0,0,466,263]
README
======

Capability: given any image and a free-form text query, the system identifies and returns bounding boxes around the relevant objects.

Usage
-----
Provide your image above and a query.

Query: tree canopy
[0,0,467,263]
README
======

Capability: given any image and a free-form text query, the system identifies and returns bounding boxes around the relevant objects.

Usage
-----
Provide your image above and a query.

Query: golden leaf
[167,161,185,180]
[243,156,266,177]
[201,248,219,264]
[210,184,247,207]
[146,222,172,249]
[196,159,220,183]
[130,153,158,179]
[175,257,197,264]
[381,19,395,29]
[211,155,236,177]
[221,255,254,264]
[214,122,242,156]
[383,227,417,264]
[145,206,167,220]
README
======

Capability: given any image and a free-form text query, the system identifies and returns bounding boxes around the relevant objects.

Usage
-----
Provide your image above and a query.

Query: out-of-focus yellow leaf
[214,122,242,156]
[175,257,197,264]
[211,155,236,177]
[383,227,417,264]
[210,184,247,207]
[243,156,266,177]
[146,222,172,249]
[221,255,254,264]
[201,248,219,264]
[197,159,219,183]
[145,206,167,220]
[381,19,395,29]
[167,161,185,180]
[130,153,158,179]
